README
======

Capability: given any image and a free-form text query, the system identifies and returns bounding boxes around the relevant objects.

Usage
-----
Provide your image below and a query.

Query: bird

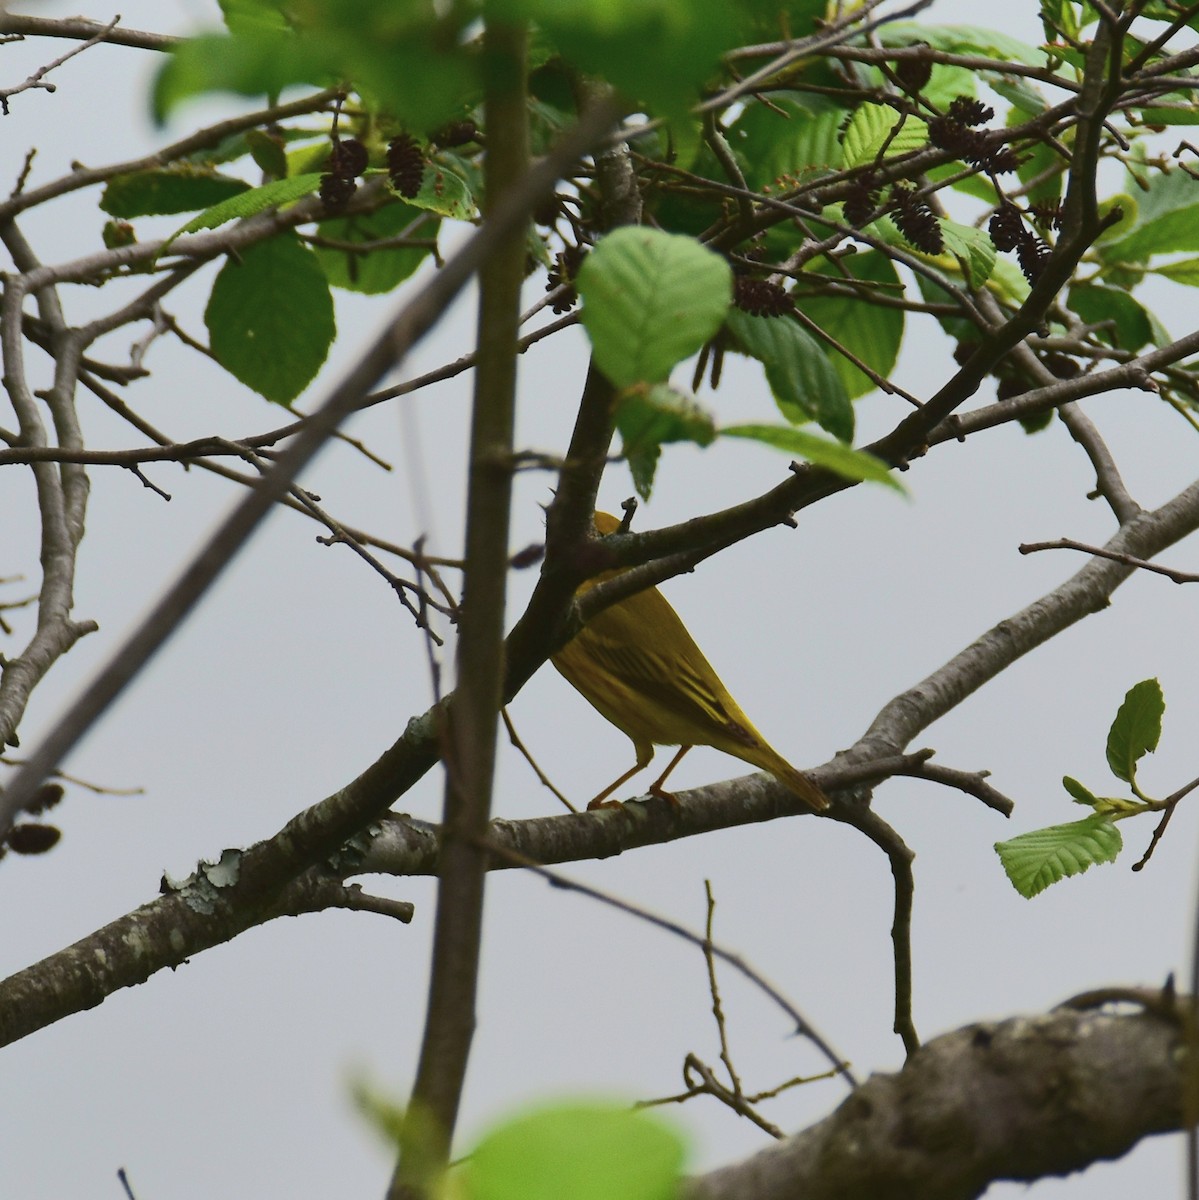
[550,511,829,812]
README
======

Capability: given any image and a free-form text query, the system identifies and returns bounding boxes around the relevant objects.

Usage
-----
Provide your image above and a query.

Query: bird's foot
[649,783,681,808]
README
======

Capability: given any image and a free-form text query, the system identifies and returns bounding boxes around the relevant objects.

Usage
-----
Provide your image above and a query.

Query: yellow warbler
[551,512,829,812]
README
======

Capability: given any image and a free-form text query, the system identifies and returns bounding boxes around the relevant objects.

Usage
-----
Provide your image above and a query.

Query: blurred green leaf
[1153,257,1199,286]
[616,384,716,498]
[512,0,740,123]
[462,1102,685,1200]
[218,0,291,35]
[152,31,332,124]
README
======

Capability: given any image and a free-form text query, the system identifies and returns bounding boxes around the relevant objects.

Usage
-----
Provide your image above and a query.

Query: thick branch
[686,1001,1184,1200]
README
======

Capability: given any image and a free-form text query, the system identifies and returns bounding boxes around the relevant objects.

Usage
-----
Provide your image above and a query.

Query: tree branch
[686,999,1185,1200]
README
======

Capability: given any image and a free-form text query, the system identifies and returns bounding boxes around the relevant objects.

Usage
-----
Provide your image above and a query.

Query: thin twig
[501,708,577,812]
[1019,538,1199,583]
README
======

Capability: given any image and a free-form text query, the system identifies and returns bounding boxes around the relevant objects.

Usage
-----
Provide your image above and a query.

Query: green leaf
[515,0,740,124]
[152,31,332,124]
[245,129,290,178]
[462,1102,685,1200]
[616,384,716,499]
[101,167,250,218]
[1068,284,1153,352]
[728,93,845,192]
[314,202,436,294]
[393,158,476,220]
[799,253,903,400]
[578,228,732,388]
[1105,678,1164,785]
[939,219,996,290]
[724,308,853,440]
[1103,169,1199,262]
[841,104,928,169]
[995,815,1123,898]
[1153,257,1199,286]
[879,22,1047,67]
[722,424,904,491]
[1062,775,1098,806]
[205,232,335,403]
[178,173,322,235]
[218,0,291,35]
[1104,210,1199,262]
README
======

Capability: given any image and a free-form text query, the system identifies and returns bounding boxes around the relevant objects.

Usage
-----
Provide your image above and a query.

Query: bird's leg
[586,742,655,810]
[648,745,691,807]
[586,764,644,810]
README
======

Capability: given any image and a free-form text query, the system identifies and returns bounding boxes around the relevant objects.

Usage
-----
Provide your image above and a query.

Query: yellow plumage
[551,512,829,812]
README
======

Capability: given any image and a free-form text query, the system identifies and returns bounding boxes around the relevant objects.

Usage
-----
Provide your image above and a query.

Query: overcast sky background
[2,1,1198,1197]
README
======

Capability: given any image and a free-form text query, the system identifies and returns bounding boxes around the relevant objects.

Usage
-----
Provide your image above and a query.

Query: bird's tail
[750,746,830,812]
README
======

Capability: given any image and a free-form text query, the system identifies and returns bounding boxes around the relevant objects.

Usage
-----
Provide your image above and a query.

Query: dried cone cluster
[387,134,425,199]
[0,781,64,862]
[988,201,1058,285]
[546,244,586,313]
[732,276,794,317]
[320,136,368,212]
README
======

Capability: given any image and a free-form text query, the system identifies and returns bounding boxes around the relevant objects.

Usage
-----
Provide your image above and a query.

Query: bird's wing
[578,618,760,751]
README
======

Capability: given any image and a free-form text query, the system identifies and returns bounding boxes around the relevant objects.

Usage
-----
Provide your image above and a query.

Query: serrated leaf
[1062,775,1098,806]
[101,167,250,218]
[615,384,716,499]
[1106,678,1164,784]
[463,1102,685,1200]
[314,202,436,294]
[725,308,853,440]
[995,815,1123,898]
[939,220,996,290]
[177,173,322,236]
[842,103,928,168]
[205,232,335,403]
[160,174,323,260]
[722,424,905,491]
[729,93,845,191]
[578,228,732,388]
